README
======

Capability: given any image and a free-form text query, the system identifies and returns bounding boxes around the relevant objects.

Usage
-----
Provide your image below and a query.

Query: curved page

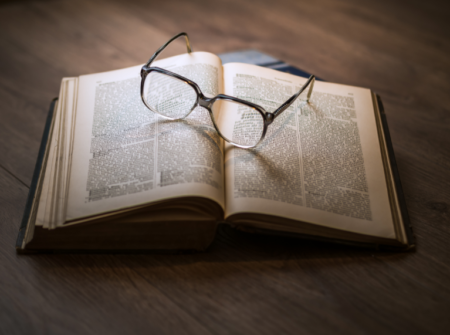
[223,63,395,239]
[67,52,224,221]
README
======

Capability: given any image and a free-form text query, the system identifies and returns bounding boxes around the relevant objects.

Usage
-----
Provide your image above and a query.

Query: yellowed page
[53,78,77,228]
[223,63,395,239]
[34,77,79,229]
[35,92,62,228]
[66,52,224,221]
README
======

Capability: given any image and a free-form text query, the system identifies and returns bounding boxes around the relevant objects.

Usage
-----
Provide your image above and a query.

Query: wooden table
[1,0,449,334]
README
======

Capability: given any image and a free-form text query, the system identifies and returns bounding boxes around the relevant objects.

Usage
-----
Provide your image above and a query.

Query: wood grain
[1,0,449,334]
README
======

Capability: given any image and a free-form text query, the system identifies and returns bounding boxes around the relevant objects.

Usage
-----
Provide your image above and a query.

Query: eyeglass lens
[212,100,264,147]
[143,71,197,120]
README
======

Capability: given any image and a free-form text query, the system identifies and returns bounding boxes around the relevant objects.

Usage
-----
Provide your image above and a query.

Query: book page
[66,52,224,221]
[35,78,78,229]
[222,63,396,239]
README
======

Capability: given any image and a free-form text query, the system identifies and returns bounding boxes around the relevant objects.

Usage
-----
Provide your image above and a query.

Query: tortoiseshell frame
[140,32,315,149]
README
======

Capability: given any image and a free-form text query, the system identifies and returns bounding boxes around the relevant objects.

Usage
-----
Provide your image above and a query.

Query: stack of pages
[16,50,414,252]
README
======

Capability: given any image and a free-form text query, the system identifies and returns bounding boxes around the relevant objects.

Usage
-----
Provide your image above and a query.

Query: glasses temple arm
[272,75,315,119]
[145,32,192,67]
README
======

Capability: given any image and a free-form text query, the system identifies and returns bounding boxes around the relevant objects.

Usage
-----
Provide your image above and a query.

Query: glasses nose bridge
[198,96,214,110]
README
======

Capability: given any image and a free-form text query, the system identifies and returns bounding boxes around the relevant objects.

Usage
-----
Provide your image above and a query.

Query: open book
[16,50,414,252]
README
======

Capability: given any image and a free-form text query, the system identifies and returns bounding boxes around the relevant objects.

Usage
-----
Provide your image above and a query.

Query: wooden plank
[0,86,49,186]
[0,0,186,185]
[108,227,450,335]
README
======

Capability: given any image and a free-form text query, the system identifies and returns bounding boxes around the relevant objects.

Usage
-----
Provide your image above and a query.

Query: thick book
[16,50,415,252]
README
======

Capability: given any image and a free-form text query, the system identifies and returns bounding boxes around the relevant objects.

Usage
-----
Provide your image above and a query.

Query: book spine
[15,98,58,251]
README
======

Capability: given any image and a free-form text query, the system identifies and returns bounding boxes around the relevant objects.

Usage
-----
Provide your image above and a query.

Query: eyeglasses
[140,32,315,148]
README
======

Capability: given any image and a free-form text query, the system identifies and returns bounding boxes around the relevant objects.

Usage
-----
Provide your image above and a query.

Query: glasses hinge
[140,67,147,78]
[266,112,275,125]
